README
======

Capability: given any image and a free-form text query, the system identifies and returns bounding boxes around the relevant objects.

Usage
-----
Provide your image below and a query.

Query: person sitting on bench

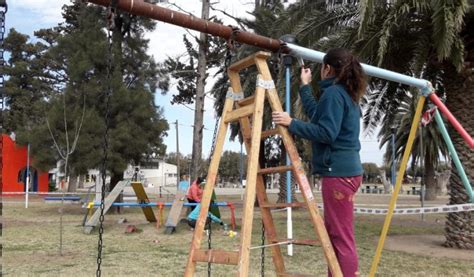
[187,202,227,230]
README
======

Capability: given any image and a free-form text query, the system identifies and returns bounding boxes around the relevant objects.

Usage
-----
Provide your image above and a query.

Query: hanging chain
[0,2,7,114]
[208,48,233,159]
[207,216,212,277]
[261,220,265,277]
[96,1,117,276]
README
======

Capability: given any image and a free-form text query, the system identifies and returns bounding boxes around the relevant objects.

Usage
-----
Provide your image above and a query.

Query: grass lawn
[2,194,473,276]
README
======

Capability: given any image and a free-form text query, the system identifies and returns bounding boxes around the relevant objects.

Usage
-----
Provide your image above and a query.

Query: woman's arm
[288,91,344,143]
[299,85,318,119]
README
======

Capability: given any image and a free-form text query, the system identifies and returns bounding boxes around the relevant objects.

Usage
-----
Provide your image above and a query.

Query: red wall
[1,134,49,192]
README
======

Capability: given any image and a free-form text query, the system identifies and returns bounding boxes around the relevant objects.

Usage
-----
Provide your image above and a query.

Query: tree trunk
[77,174,85,189]
[191,0,210,181]
[379,169,391,193]
[424,152,437,201]
[436,170,450,195]
[67,174,78,192]
[443,26,474,248]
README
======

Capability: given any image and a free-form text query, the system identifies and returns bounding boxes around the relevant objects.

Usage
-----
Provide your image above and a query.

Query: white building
[124,159,178,187]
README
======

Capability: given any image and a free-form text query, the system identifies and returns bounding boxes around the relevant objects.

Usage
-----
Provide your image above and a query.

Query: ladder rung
[260,202,306,208]
[271,239,320,246]
[237,95,254,106]
[228,51,271,71]
[224,104,254,123]
[258,165,292,175]
[192,249,239,265]
[278,273,314,277]
[261,128,279,139]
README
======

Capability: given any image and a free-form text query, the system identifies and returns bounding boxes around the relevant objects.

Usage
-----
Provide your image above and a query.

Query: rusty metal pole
[86,0,282,51]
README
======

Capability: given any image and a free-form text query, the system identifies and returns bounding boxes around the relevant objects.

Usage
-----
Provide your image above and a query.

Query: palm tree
[376,91,449,200]
[357,0,473,249]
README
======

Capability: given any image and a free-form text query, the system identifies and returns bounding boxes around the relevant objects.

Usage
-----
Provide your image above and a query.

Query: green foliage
[158,20,227,106]
[3,3,169,178]
[218,150,247,182]
[362,162,380,183]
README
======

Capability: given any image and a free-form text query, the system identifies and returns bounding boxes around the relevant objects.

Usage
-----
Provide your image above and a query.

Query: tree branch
[46,117,67,160]
[210,5,247,31]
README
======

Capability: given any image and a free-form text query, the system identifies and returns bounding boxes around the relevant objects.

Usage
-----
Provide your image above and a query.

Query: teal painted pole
[434,109,474,203]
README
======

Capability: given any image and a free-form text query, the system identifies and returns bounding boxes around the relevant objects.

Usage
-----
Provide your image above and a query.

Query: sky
[7,0,385,165]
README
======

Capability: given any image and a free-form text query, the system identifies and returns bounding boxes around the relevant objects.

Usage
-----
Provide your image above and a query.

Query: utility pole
[190,0,210,182]
[175,119,180,189]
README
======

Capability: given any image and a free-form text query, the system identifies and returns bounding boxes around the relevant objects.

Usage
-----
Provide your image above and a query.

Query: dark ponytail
[323,48,367,102]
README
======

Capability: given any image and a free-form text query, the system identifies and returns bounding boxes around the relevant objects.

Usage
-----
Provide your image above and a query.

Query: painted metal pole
[285,44,430,89]
[429,93,474,149]
[433,109,474,203]
[391,129,396,187]
[25,143,30,208]
[92,201,230,207]
[285,62,293,257]
[419,125,425,221]
[369,96,426,277]
[86,0,281,51]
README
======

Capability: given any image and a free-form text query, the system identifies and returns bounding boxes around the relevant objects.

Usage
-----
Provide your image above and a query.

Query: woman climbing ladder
[272,48,367,277]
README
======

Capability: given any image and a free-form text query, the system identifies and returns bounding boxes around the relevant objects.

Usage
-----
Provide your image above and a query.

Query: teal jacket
[288,78,363,177]
[187,203,222,223]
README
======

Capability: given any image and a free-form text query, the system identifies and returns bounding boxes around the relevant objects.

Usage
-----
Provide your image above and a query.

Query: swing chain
[261,220,265,277]
[0,2,7,113]
[207,215,212,277]
[208,47,233,158]
[96,1,117,276]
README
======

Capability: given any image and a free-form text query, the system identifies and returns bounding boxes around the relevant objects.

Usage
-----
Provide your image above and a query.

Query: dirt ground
[385,235,473,261]
[2,192,473,276]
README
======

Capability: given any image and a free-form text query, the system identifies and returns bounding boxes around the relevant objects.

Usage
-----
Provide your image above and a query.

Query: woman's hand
[272,112,292,127]
[301,67,312,85]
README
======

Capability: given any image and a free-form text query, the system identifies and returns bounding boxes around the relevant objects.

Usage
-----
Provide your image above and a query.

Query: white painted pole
[25,143,30,208]
[284,60,293,256]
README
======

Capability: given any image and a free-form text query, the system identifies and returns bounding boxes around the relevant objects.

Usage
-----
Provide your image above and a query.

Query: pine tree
[4,3,169,192]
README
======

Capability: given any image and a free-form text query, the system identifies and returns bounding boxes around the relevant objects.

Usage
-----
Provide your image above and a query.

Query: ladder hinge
[256,77,275,90]
[226,87,244,101]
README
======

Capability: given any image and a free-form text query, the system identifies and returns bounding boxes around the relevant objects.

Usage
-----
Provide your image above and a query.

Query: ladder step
[260,202,306,208]
[228,52,271,71]
[224,104,254,123]
[261,128,279,139]
[277,273,314,277]
[193,249,239,265]
[258,165,292,175]
[271,239,319,246]
[237,95,255,106]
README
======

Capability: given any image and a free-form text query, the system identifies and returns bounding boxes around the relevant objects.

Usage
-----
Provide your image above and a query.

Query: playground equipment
[185,52,341,276]
[86,1,474,276]
[85,201,236,230]
[83,181,159,234]
[163,187,187,234]
[44,196,81,202]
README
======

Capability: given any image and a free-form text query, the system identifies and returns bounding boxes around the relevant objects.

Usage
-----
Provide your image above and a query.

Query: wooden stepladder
[184,52,342,277]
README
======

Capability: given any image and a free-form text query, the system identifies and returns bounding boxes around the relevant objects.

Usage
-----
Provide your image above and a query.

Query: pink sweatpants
[322,176,362,277]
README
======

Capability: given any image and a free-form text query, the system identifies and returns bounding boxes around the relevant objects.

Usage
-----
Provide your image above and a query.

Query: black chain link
[204,48,233,277]
[207,216,212,277]
[96,1,117,276]
[0,2,7,114]
[208,49,233,159]
[261,220,265,277]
